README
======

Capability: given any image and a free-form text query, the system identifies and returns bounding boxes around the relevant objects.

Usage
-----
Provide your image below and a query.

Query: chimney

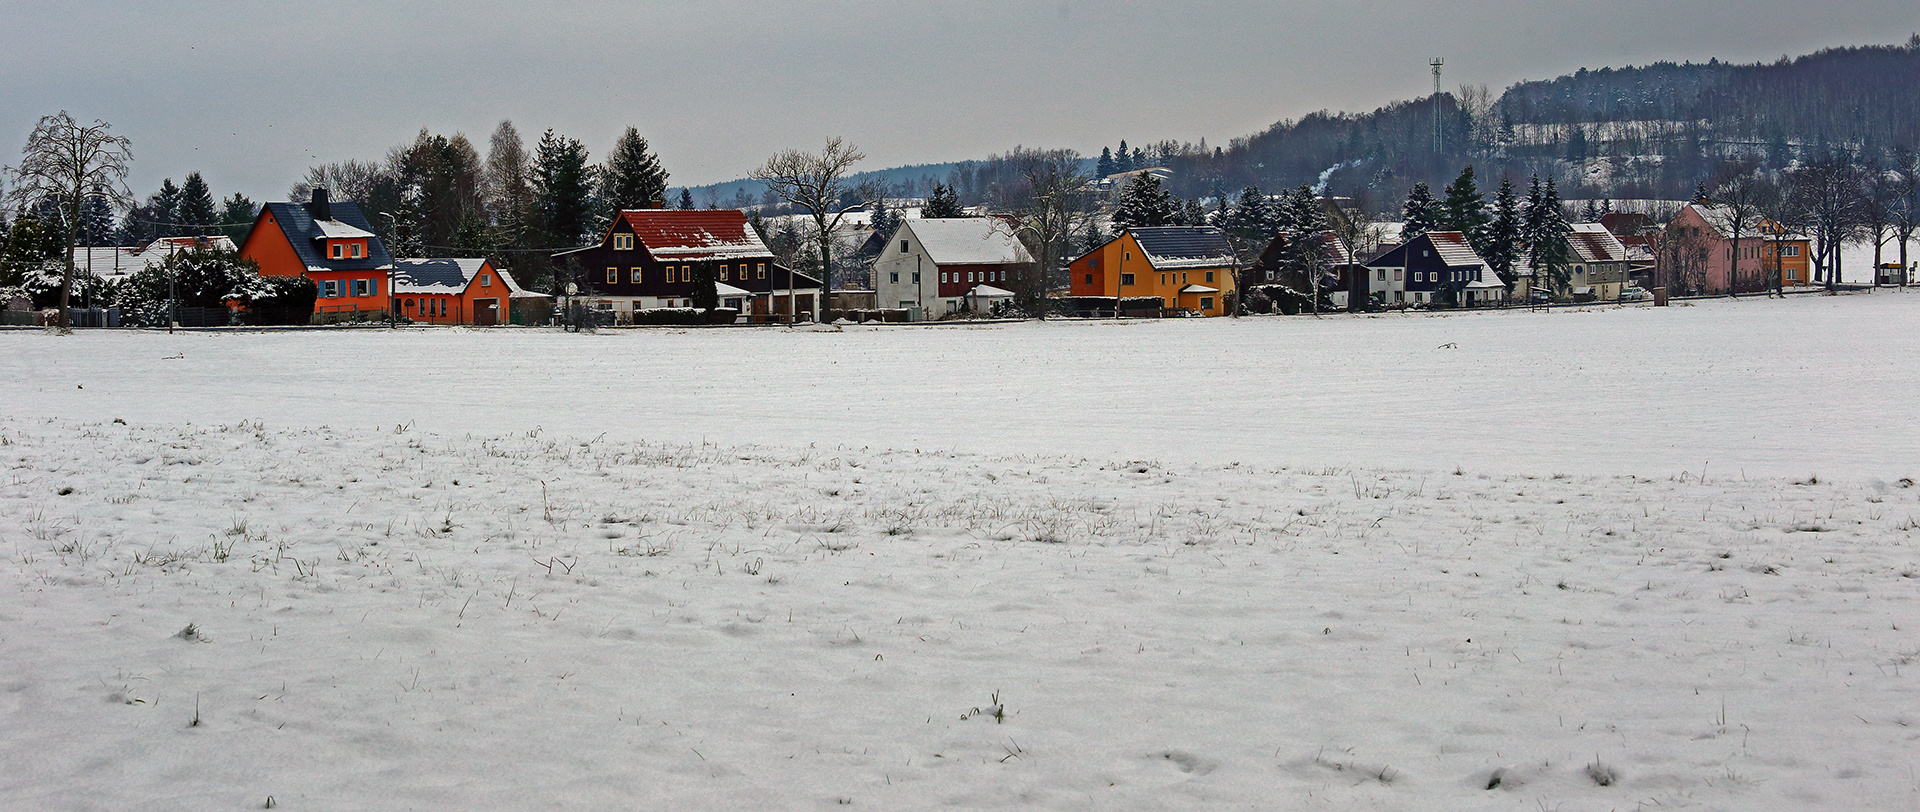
[311,187,332,221]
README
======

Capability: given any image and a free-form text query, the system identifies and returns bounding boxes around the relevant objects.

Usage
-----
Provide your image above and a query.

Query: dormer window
[330,242,344,259]
[351,243,363,259]
[613,233,634,250]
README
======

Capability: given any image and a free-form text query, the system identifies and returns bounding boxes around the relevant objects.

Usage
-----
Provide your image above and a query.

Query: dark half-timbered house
[552,209,822,323]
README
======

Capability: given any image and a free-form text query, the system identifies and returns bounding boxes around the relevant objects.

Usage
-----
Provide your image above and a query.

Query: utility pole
[1430,58,1445,155]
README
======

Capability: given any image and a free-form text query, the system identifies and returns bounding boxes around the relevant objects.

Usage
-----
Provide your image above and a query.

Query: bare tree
[1705,166,1765,294]
[996,148,1095,318]
[1890,147,1919,287]
[1860,163,1898,285]
[750,137,865,319]
[1786,153,1868,288]
[7,112,133,331]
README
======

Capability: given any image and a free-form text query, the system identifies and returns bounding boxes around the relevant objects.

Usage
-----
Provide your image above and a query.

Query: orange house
[1068,226,1238,315]
[393,258,548,326]
[238,188,394,322]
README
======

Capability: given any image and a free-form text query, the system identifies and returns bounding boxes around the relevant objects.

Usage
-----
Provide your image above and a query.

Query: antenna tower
[1430,58,1445,154]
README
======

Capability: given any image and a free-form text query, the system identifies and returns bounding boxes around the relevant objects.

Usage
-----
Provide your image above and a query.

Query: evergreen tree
[1440,165,1490,251]
[678,188,695,210]
[1080,219,1107,254]
[219,193,256,242]
[151,178,182,235]
[1177,198,1206,227]
[922,181,964,218]
[1219,186,1276,244]
[1132,147,1148,170]
[1110,172,1174,232]
[869,197,897,237]
[1096,147,1116,177]
[178,172,218,235]
[1485,177,1522,286]
[1114,140,1133,174]
[599,126,670,209]
[79,186,115,247]
[1401,181,1442,237]
[1523,176,1572,294]
[532,129,593,249]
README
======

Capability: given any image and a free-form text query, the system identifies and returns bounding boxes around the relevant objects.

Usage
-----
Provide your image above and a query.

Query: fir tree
[79,186,115,247]
[1080,219,1107,254]
[1114,140,1133,174]
[1523,176,1572,294]
[1178,198,1206,227]
[1110,172,1173,232]
[532,129,593,248]
[178,172,218,235]
[678,188,695,210]
[599,126,670,210]
[1218,186,1276,244]
[869,197,896,237]
[1096,147,1116,178]
[1485,177,1522,286]
[152,178,182,234]
[922,181,964,218]
[1401,182,1442,238]
[1440,165,1490,252]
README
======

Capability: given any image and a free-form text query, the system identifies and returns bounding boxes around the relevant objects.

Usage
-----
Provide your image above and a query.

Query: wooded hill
[1163,36,1920,211]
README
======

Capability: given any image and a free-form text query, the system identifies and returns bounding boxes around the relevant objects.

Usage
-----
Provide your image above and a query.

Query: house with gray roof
[1364,231,1502,307]
[872,217,1033,319]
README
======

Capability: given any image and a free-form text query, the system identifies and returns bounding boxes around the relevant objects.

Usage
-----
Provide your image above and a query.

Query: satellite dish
[566,283,578,296]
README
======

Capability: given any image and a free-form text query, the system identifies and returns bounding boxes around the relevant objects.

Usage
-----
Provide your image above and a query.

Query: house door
[475,298,499,326]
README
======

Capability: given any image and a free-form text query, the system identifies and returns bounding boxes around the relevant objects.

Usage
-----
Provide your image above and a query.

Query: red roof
[614,210,771,261]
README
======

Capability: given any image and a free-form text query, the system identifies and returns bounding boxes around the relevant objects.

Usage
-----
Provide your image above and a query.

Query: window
[1394,290,1404,303]
[900,240,909,253]
[1414,271,1424,283]
[606,268,618,285]
[1124,251,1131,261]
[890,272,899,283]
[719,265,729,281]
[1201,297,1214,311]
[682,265,692,281]
[664,267,675,283]
[321,280,336,297]
[350,243,363,259]
[967,271,976,283]
[1394,269,1403,281]
[330,243,344,259]
[351,279,369,297]
[1785,269,1799,281]
[1377,269,1386,281]
[1181,273,1188,284]
[757,263,766,279]
[1120,273,1135,286]
[1782,245,1800,257]
[613,233,634,250]
[911,272,920,283]
[1205,271,1214,283]
[481,273,491,287]
[1085,274,1093,285]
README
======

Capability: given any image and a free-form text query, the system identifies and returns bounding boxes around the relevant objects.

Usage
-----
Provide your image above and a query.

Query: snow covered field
[3,292,1917,809]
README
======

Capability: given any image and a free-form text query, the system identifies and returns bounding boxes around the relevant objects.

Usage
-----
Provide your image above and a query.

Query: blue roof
[261,199,392,272]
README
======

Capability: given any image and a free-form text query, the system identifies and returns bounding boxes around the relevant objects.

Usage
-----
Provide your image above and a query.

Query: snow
[4,292,1919,809]
[902,219,1032,266]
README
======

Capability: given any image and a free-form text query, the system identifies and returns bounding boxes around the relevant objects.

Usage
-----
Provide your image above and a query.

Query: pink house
[1658,203,1785,295]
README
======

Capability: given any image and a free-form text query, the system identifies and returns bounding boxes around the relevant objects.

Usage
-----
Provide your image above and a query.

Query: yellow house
[1068,226,1239,316]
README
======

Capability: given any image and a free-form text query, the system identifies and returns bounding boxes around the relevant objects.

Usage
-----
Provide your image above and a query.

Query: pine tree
[600,126,670,210]
[922,182,964,218]
[1219,186,1275,244]
[678,188,695,210]
[1096,147,1116,178]
[1114,141,1133,174]
[178,172,218,235]
[1401,182,1442,237]
[1485,177,1522,286]
[79,186,115,247]
[869,197,896,237]
[532,129,593,249]
[1110,173,1173,232]
[1080,219,1107,254]
[1440,165,1490,252]
[1523,176,1572,294]
[1178,198,1206,226]
[152,178,182,234]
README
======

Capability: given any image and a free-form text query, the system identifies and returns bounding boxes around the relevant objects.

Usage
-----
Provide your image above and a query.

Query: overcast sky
[4,1,1914,205]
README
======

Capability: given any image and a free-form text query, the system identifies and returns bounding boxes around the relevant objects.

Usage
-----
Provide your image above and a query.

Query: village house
[1564,223,1633,301]
[552,209,819,323]
[1364,231,1502,306]
[1659,203,1812,294]
[1067,226,1239,316]
[392,258,548,326]
[71,235,239,283]
[871,217,1033,319]
[1247,231,1362,310]
[237,188,394,322]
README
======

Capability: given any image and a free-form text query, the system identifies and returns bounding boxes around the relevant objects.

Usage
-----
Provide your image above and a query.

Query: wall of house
[237,213,305,278]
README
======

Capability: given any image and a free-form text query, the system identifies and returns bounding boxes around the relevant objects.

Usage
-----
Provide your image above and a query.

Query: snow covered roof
[966,284,1016,298]
[1129,227,1238,270]
[1180,284,1221,294]
[1425,231,1487,268]
[715,282,752,297]
[1566,223,1629,263]
[902,218,1033,266]
[70,236,240,279]
[393,258,487,293]
[311,220,375,240]
[615,210,773,261]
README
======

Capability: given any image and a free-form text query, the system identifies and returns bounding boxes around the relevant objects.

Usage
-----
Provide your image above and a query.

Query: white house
[872,218,1033,319]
